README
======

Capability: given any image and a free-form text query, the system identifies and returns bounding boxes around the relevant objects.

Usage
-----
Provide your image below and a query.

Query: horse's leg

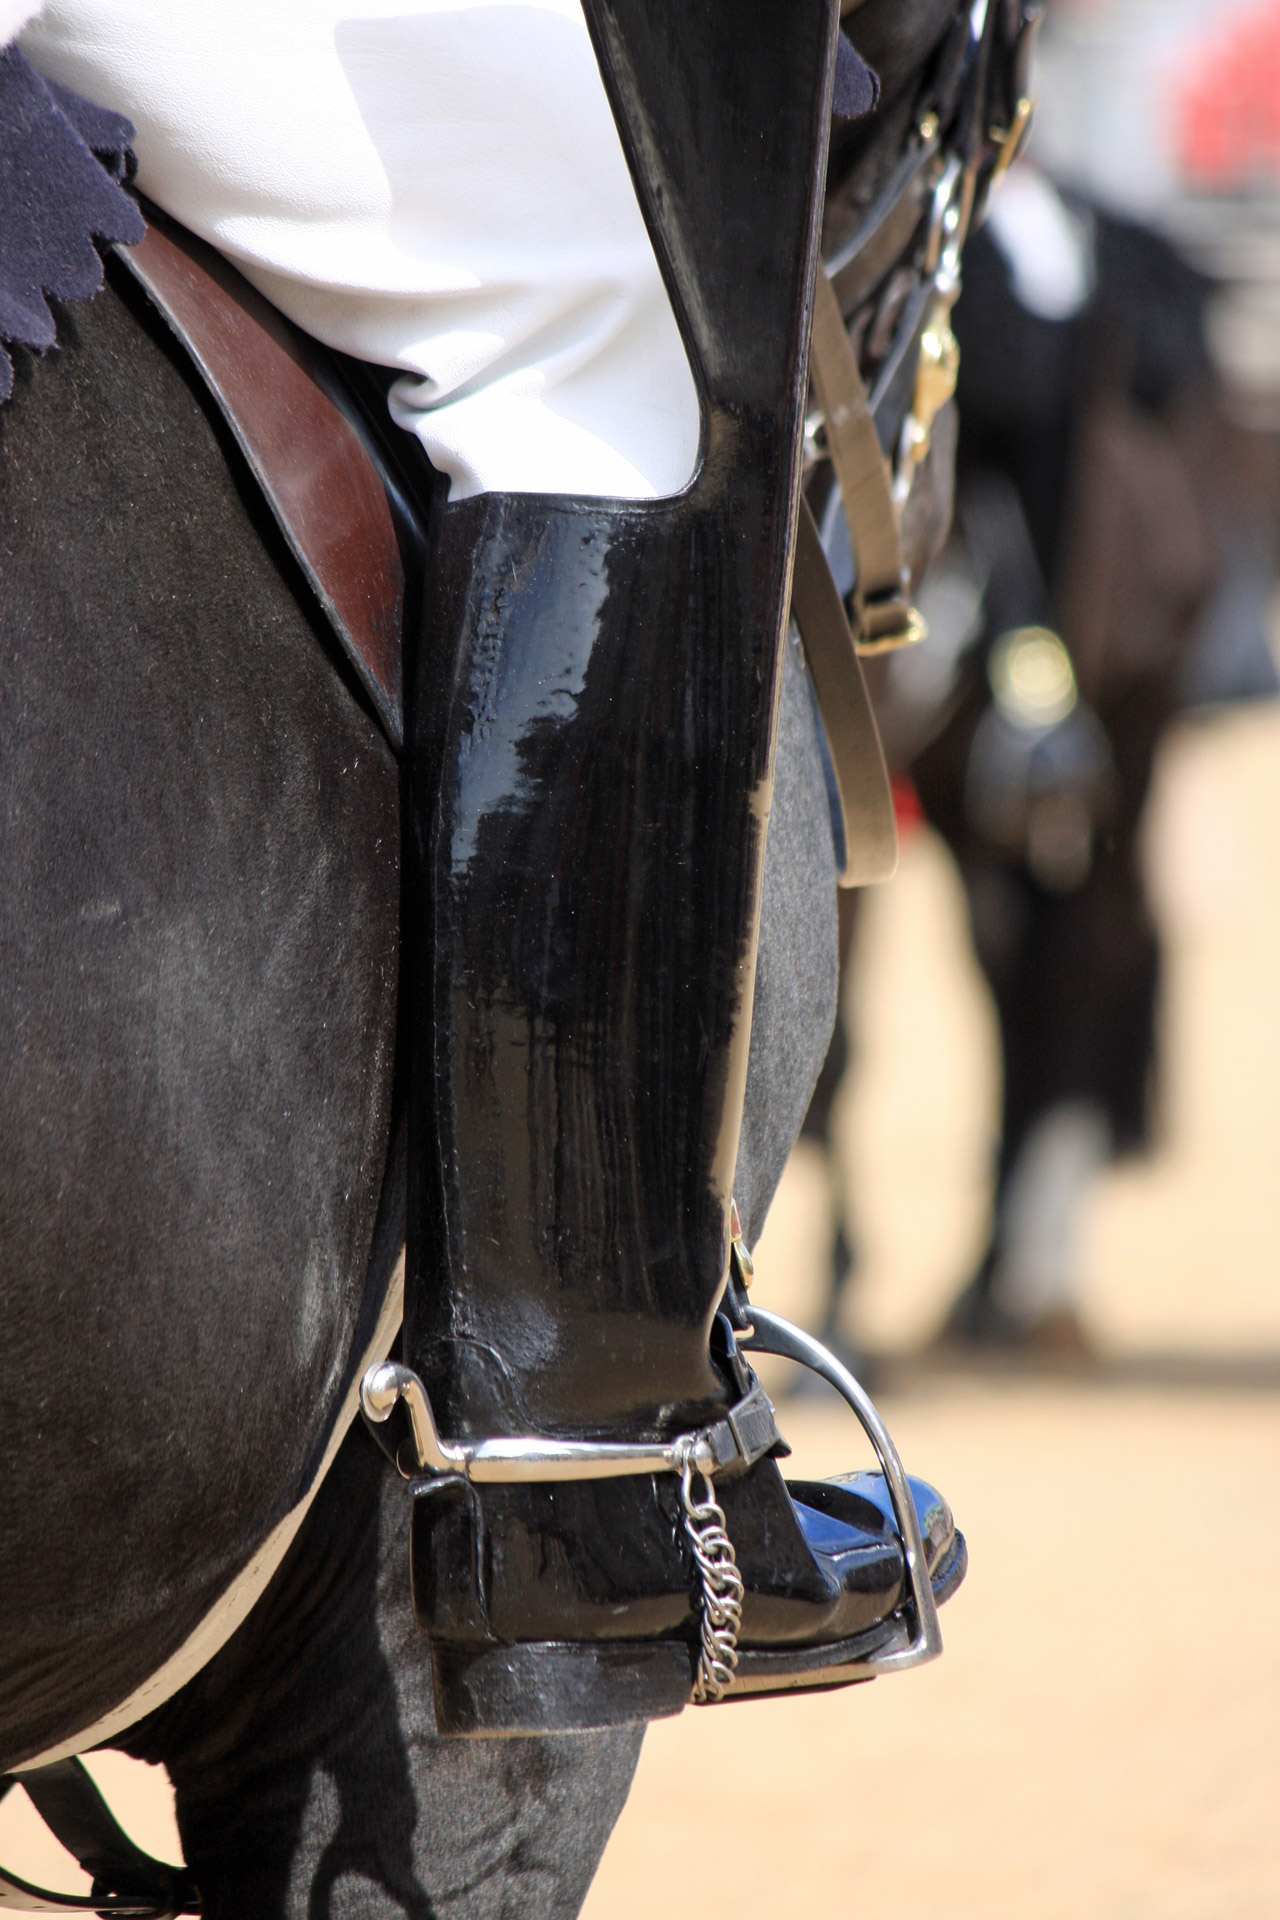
[120,1418,642,1920]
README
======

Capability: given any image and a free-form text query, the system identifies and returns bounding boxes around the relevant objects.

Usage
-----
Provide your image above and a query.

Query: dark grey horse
[0,1,980,1910]
[0,219,845,1920]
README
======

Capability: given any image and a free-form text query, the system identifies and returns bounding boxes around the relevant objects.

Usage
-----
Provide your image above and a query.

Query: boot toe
[726,1469,965,1699]
[787,1469,965,1632]
[798,1470,958,1574]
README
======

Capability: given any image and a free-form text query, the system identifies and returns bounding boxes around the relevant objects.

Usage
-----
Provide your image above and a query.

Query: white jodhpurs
[19,0,702,501]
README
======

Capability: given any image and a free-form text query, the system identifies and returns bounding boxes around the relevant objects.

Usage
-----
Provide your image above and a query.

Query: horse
[0,0,1022,1909]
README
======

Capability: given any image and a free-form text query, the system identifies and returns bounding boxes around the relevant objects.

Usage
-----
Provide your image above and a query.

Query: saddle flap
[116,209,405,748]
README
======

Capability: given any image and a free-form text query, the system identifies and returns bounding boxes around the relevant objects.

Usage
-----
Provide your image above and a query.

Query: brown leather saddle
[116,205,411,749]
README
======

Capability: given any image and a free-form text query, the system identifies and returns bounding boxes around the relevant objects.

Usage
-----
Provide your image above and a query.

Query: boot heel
[430,1639,693,1737]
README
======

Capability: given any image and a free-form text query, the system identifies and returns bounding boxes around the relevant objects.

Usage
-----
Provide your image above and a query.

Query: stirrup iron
[361,1302,942,1699]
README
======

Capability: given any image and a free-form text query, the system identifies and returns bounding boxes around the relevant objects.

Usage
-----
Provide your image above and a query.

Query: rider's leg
[20,0,700,505]
[397,0,962,1735]
[115,587,873,1919]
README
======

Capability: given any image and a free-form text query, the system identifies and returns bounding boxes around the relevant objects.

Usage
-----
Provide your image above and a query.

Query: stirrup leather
[0,1761,199,1916]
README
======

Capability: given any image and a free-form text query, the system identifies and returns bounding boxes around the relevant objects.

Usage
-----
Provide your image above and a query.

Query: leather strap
[808,269,913,648]
[790,495,897,887]
[0,1762,198,1915]
[116,211,405,749]
[826,135,941,310]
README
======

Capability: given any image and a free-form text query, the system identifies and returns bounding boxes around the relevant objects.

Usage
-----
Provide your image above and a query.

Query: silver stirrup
[360,1303,942,1680]
[736,1305,943,1674]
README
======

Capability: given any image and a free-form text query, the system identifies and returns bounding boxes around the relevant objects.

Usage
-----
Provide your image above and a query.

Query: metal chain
[676,1443,745,1704]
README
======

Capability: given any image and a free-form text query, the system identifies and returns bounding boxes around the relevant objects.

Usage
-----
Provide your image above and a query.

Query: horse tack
[0,1762,199,1915]
[115,209,405,749]
[113,201,902,893]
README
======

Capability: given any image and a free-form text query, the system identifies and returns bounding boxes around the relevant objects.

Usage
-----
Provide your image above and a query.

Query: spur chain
[676,1442,745,1704]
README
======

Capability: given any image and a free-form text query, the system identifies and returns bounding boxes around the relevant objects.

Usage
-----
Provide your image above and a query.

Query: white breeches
[20,0,701,500]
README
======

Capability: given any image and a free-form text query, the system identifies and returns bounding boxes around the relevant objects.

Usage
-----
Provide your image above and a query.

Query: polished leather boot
[385,0,965,1735]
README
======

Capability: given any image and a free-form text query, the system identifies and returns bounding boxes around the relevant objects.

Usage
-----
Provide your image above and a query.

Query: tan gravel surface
[583,1379,1280,1920]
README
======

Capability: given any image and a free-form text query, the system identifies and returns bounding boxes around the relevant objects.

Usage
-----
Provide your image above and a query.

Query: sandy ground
[584,703,1280,1920]
[5,704,1280,1914]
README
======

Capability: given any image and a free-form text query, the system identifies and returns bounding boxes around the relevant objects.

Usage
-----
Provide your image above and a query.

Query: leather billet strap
[115,210,407,750]
[808,268,911,647]
[807,157,964,663]
[826,131,942,316]
[790,497,897,887]
[793,2,1042,887]
[810,0,1040,659]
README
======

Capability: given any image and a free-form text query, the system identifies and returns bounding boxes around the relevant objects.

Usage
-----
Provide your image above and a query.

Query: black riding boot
[383,0,964,1735]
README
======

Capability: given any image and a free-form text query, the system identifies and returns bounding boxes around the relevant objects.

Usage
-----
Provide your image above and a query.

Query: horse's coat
[16,1257,405,1771]
[122,1415,648,1919]
[0,247,839,1776]
[0,0,978,1903]
[0,263,401,1769]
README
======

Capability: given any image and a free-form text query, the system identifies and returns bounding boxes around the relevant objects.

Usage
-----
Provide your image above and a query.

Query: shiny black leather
[399,0,963,1729]
[410,1466,964,1733]
[405,0,838,1441]
[410,1462,962,1650]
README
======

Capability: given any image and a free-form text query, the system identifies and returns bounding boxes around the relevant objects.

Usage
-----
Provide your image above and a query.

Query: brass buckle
[892,294,961,508]
[728,1197,754,1289]
[856,601,928,657]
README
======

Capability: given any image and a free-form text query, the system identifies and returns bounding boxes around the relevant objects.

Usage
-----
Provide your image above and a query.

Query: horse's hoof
[935,1274,1096,1366]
